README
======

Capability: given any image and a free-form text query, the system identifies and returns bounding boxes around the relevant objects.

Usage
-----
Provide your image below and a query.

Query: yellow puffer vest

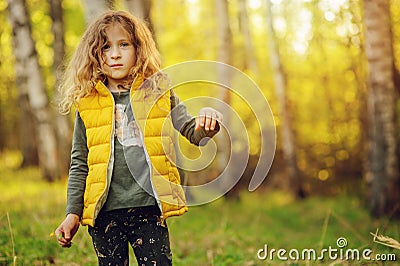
[78,74,188,226]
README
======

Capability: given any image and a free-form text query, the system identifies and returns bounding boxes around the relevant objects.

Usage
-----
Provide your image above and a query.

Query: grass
[0,152,399,265]
[168,193,400,265]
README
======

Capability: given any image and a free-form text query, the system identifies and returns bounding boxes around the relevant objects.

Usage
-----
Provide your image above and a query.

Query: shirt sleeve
[170,90,220,146]
[66,111,88,217]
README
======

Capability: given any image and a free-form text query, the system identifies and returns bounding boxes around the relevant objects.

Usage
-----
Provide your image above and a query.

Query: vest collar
[94,75,145,97]
[94,80,110,97]
[131,75,144,91]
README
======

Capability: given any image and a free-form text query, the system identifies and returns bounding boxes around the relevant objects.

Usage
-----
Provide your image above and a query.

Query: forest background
[1,0,400,265]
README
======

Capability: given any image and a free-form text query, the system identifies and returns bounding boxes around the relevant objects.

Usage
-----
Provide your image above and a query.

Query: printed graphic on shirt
[115,103,143,147]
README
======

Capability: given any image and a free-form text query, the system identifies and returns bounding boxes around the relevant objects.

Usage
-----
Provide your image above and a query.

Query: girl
[55,10,222,266]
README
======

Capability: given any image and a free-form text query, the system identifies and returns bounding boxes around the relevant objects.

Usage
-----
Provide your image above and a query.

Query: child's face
[101,23,136,89]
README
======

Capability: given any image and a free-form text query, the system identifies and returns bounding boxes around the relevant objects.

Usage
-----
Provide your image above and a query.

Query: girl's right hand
[55,213,80,248]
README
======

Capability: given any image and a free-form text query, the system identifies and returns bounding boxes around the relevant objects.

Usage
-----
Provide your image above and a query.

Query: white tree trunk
[363,0,399,217]
[7,0,59,180]
[124,0,151,20]
[124,0,156,39]
[265,0,302,197]
[50,0,72,175]
[215,0,235,196]
[238,0,258,74]
[83,0,114,24]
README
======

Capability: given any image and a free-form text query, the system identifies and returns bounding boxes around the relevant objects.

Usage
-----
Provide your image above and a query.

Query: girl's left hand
[195,107,223,131]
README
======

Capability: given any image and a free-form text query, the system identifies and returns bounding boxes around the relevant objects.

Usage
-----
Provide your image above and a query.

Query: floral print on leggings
[88,206,172,266]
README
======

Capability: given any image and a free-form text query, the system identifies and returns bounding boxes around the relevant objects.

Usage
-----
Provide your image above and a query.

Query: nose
[110,46,121,59]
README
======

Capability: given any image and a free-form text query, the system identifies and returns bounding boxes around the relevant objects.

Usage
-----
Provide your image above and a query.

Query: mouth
[110,64,123,68]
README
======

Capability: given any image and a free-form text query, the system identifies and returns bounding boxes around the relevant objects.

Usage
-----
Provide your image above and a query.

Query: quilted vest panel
[78,74,187,226]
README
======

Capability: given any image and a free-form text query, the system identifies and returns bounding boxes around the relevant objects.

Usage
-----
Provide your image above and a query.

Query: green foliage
[0,156,399,264]
[0,156,96,264]
[170,192,400,265]
[392,0,400,70]
[62,0,85,54]
[0,0,19,149]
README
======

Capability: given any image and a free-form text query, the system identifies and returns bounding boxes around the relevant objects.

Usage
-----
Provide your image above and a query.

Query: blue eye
[120,42,130,47]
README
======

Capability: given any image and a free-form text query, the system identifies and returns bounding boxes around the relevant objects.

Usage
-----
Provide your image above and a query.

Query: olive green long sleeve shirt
[66,90,220,217]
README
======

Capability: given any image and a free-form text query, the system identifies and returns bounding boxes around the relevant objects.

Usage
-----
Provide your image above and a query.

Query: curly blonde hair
[58,10,161,114]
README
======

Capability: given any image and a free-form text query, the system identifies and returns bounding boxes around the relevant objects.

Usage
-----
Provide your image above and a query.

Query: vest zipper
[137,125,164,219]
[129,97,164,222]
[93,92,116,223]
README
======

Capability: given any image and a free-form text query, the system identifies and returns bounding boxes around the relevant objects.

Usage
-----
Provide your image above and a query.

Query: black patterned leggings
[88,206,172,266]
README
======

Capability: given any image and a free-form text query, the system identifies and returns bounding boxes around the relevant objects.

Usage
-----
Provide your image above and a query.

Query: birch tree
[7,0,59,180]
[50,0,72,175]
[265,0,302,197]
[124,0,156,40]
[215,0,236,197]
[83,0,114,24]
[362,0,399,217]
[238,0,258,74]
[124,0,152,21]
[17,86,38,167]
